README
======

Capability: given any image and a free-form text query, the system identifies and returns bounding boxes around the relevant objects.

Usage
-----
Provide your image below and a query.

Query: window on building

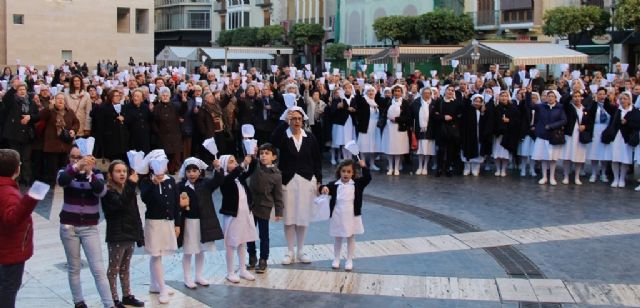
[13,14,24,25]
[117,7,130,33]
[189,10,210,29]
[61,50,72,62]
[136,9,149,33]
[477,0,495,26]
[228,11,248,29]
[502,9,532,24]
[243,12,250,27]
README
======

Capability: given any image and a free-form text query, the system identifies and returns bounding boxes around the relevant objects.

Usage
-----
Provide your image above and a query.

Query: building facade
[0,0,154,67]
[211,0,277,45]
[155,0,213,56]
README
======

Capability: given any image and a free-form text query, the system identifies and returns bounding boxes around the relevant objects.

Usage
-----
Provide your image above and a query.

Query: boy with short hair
[0,149,47,308]
[246,143,283,273]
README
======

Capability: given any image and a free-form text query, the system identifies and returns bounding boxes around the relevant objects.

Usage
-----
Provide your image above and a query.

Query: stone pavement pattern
[17,167,640,307]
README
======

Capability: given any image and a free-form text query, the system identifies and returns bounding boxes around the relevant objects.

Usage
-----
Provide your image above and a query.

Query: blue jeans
[59,224,114,308]
[246,216,270,260]
[0,262,24,308]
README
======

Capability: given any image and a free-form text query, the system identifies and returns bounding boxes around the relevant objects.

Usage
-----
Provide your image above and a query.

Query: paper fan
[241,124,255,138]
[149,158,169,176]
[75,137,95,157]
[243,139,258,155]
[344,140,360,159]
[283,93,297,108]
[127,150,148,174]
[202,137,219,156]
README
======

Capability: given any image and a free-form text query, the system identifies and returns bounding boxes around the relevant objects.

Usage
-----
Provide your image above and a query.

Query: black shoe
[74,302,88,308]
[246,254,257,270]
[114,300,126,308]
[122,295,145,307]
[255,259,268,273]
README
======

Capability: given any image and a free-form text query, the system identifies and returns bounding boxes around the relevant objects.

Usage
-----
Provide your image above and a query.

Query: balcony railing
[155,0,211,7]
[469,10,533,30]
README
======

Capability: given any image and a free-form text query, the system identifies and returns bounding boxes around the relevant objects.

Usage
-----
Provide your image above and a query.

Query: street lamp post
[609,0,616,71]
[471,39,481,73]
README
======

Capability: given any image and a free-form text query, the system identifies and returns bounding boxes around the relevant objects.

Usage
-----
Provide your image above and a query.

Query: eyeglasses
[69,155,82,160]
[290,117,303,122]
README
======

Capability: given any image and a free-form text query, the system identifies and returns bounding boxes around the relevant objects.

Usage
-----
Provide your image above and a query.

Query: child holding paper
[177,157,224,289]
[139,158,187,304]
[218,154,258,283]
[320,159,371,271]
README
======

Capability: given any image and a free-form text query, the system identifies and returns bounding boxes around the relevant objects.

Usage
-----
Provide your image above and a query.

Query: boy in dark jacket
[246,143,284,273]
[0,149,48,308]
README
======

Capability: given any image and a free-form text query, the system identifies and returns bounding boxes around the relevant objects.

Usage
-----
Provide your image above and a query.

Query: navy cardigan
[533,103,567,140]
[270,122,322,185]
[219,160,256,217]
[321,167,372,217]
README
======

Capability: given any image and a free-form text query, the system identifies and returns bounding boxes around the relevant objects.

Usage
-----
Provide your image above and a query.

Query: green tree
[231,27,259,46]
[614,0,640,32]
[417,9,473,44]
[217,30,233,47]
[542,6,610,38]
[289,23,325,47]
[257,25,285,46]
[372,16,419,45]
[324,43,350,60]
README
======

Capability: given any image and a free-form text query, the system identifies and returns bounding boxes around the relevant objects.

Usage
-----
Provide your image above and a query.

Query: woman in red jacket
[0,149,46,308]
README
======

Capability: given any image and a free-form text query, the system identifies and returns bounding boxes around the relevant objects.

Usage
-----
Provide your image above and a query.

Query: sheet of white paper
[311,195,330,222]
[324,62,332,72]
[504,77,513,87]
[571,70,581,80]
[243,139,258,155]
[28,181,50,200]
[195,97,203,106]
[431,79,438,87]
[221,65,227,72]
[606,73,616,82]
[332,68,340,75]
[621,63,629,72]
[395,72,402,79]
[523,78,530,87]
[150,158,169,175]
[451,60,459,68]
[113,104,122,114]
[148,93,156,102]
[202,138,219,156]
[589,84,599,94]
[271,65,278,73]
[463,72,471,83]
[283,93,297,108]
[530,69,540,79]
[345,140,360,156]
[241,124,255,138]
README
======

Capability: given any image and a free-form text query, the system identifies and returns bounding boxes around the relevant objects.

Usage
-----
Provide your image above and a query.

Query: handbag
[578,117,592,144]
[410,130,418,151]
[58,128,74,144]
[548,127,565,145]
[601,111,619,144]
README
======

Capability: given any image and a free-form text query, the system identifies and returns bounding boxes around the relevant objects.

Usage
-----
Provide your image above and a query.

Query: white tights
[563,161,583,180]
[540,160,557,180]
[387,155,402,172]
[334,236,356,261]
[150,256,166,293]
[591,160,608,177]
[417,155,432,171]
[611,162,629,184]
[225,244,246,275]
[182,252,205,283]
[284,225,307,255]
[495,158,509,174]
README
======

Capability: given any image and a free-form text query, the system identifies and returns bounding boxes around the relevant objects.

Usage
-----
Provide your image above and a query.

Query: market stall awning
[200,47,274,60]
[441,42,588,65]
[156,46,199,62]
[365,46,462,64]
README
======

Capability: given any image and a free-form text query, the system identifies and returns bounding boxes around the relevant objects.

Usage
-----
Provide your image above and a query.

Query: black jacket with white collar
[320,167,371,217]
[271,122,322,185]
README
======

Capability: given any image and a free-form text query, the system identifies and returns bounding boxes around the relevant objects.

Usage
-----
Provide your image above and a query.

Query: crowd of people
[1,59,640,307]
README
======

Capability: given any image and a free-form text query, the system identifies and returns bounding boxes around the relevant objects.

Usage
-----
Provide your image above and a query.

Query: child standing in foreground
[218,154,258,283]
[246,143,284,273]
[321,159,372,271]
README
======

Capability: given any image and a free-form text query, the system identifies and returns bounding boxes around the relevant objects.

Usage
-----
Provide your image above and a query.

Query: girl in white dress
[356,85,382,170]
[320,159,372,271]
[606,92,640,188]
[380,85,411,175]
[586,88,613,183]
[218,154,259,283]
[561,91,589,185]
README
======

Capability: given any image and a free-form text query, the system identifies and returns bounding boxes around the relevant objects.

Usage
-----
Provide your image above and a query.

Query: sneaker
[393,170,400,176]
[415,169,423,175]
[226,272,240,283]
[74,302,88,308]
[238,269,256,281]
[500,171,507,177]
[281,252,294,265]
[331,259,340,269]
[619,180,626,188]
[345,259,353,272]
[538,178,547,185]
[297,253,312,264]
[114,300,126,308]
[195,278,210,286]
[255,259,268,274]
[549,179,557,186]
[562,178,569,185]
[589,174,597,183]
[158,292,170,304]
[247,254,257,270]
[122,295,145,307]
[611,180,619,188]
[494,171,500,177]
[635,184,640,191]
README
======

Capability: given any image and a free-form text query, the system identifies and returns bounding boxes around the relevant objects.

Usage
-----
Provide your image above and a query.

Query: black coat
[270,122,323,185]
[253,96,284,132]
[95,103,129,159]
[321,167,372,217]
[331,96,357,126]
[177,171,225,247]
[101,181,144,245]
[493,102,521,155]
[460,102,493,160]
[605,108,640,146]
[237,95,260,125]
[140,176,182,224]
[434,97,464,146]
[563,102,592,137]
[384,98,412,132]
[409,98,437,140]
[1,88,39,143]
[518,93,536,140]
[219,161,256,217]
[354,92,383,134]
[123,102,152,153]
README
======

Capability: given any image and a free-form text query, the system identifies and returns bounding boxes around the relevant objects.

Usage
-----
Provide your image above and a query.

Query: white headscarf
[179,157,208,178]
[364,85,378,107]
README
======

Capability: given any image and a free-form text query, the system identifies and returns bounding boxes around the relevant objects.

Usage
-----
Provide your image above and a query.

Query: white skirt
[586,124,612,161]
[144,219,177,257]
[611,131,633,164]
[182,218,216,255]
[492,135,511,160]
[416,139,436,156]
[532,138,563,161]
[636,145,640,164]
[329,200,364,238]
[283,174,317,227]
[331,117,356,148]
[461,147,485,163]
[561,126,587,163]
[357,114,381,153]
[381,121,409,155]
[518,136,534,157]
[222,182,257,248]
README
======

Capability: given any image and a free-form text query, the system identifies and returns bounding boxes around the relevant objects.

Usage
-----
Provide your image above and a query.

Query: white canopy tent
[442,42,588,65]
[155,46,199,70]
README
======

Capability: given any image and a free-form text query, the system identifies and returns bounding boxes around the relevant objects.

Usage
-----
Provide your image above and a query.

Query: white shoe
[530,170,537,177]
[463,170,470,176]
[472,170,479,176]
[345,259,353,271]
[618,180,626,188]
[226,273,240,283]
[331,158,337,165]
[611,180,619,188]
[601,175,609,183]
[149,287,174,295]
[331,259,340,269]
[158,292,170,304]
[195,278,210,286]
[550,179,557,186]
[370,164,380,171]
[562,178,569,185]
[520,169,526,177]
[589,174,596,183]
[421,168,428,176]
[281,252,294,265]
[538,178,547,185]
[500,171,507,177]
[184,280,196,289]
[393,170,400,176]
[238,269,255,281]
[494,171,501,177]
[635,184,640,191]
[415,169,423,175]
[297,253,312,264]
[575,178,582,185]
[386,169,394,175]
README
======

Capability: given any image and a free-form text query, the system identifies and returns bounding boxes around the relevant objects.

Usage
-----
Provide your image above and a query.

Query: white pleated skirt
[222,182,257,248]
[518,136,534,157]
[561,126,587,163]
[492,135,511,159]
[532,139,563,161]
[381,121,409,155]
[357,113,381,153]
[332,117,356,148]
[182,218,216,255]
[611,132,633,164]
[283,174,317,227]
[144,219,177,257]
[416,139,436,156]
[329,200,364,238]
[586,124,612,161]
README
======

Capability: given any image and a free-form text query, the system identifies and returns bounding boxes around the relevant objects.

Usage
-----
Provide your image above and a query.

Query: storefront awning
[156,46,199,62]
[200,47,274,60]
[364,46,462,64]
[441,42,588,65]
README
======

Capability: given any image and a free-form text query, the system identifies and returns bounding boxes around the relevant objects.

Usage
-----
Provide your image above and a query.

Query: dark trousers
[107,242,134,301]
[31,149,48,183]
[46,152,68,184]
[437,141,461,173]
[0,262,25,308]
[7,141,32,185]
[246,216,270,260]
